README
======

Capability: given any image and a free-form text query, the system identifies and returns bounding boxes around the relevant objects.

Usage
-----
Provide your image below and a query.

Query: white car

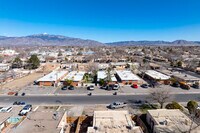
[19,104,32,116]
[113,84,120,90]
[87,85,95,90]
[0,106,13,112]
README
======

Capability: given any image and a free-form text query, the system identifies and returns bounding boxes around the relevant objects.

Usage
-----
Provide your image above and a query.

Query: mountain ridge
[0,34,199,46]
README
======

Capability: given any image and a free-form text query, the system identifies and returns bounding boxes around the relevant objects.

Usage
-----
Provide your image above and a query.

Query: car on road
[61,86,68,90]
[13,101,26,105]
[131,84,138,89]
[0,106,13,112]
[113,84,120,90]
[141,84,148,88]
[21,93,26,96]
[19,104,32,116]
[108,102,127,109]
[68,85,75,90]
[87,85,95,90]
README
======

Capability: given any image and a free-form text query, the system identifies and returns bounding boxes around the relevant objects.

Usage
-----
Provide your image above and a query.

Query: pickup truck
[19,104,32,116]
[108,102,127,109]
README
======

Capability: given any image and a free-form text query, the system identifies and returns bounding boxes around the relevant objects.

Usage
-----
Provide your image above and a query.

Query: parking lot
[54,84,200,95]
[18,85,56,95]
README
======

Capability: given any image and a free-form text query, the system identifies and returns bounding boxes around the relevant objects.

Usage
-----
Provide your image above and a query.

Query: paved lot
[19,85,56,95]
[55,84,200,95]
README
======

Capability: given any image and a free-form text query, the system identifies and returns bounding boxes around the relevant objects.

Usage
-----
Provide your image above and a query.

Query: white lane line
[33,106,39,112]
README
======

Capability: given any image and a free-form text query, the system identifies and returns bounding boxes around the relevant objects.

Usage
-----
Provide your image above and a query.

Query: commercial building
[144,70,170,84]
[97,70,117,84]
[171,72,200,85]
[63,71,85,86]
[37,71,68,86]
[146,109,200,133]
[87,110,143,133]
[116,70,143,85]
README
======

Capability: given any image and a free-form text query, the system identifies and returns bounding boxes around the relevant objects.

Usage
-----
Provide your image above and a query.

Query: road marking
[33,106,39,111]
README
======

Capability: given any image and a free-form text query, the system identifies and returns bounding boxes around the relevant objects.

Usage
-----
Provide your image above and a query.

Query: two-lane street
[0,93,200,105]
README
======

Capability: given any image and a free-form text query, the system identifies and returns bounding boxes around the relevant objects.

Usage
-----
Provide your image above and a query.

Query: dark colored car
[105,84,113,91]
[100,85,107,90]
[21,93,26,96]
[13,101,26,105]
[192,84,200,89]
[68,85,74,90]
[15,92,18,96]
[61,86,68,90]
[141,84,148,88]
[171,82,180,87]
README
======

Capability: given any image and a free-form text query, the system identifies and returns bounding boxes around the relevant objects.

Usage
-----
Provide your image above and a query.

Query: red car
[132,84,138,89]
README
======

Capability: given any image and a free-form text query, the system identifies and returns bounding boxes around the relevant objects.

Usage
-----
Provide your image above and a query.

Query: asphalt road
[0,94,200,105]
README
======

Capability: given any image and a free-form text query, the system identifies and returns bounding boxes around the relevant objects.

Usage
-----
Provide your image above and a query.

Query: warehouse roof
[145,70,170,80]
[37,71,68,82]
[87,111,143,133]
[97,71,117,82]
[116,70,141,81]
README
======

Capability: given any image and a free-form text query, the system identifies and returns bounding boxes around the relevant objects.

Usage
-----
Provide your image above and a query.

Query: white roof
[64,71,85,82]
[37,71,68,82]
[97,71,117,82]
[116,70,141,81]
[87,111,143,133]
[145,70,170,80]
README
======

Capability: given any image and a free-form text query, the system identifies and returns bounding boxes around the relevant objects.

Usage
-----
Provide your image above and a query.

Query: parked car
[141,84,148,88]
[113,84,120,90]
[192,84,200,89]
[131,84,138,89]
[68,85,75,90]
[61,86,68,90]
[108,102,127,109]
[19,104,32,116]
[15,92,18,96]
[13,101,26,105]
[100,85,107,90]
[21,93,26,96]
[87,85,95,90]
[0,107,13,112]
[171,82,180,87]
[105,84,113,91]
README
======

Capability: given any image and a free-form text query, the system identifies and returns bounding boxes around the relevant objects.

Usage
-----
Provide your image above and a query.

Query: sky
[0,0,200,42]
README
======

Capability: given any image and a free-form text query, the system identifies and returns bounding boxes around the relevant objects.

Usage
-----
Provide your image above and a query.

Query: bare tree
[148,88,171,108]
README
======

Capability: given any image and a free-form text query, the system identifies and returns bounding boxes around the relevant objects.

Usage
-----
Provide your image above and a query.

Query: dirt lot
[0,72,45,94]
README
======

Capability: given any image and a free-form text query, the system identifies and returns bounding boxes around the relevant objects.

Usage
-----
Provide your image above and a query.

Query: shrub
[165,101,183,111]
[187,100,198,114]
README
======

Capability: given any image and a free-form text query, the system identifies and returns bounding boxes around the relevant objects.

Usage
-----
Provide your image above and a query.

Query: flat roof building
[37,71,68,86]
[144,70,170,81]
[9,111,66,133]
[87,110,143,133]
[116,70,142,84]
[146,109,200,133]
[97,70,117,83]
[63,71,85,86]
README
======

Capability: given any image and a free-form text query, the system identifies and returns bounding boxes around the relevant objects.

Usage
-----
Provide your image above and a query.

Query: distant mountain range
[0,34,104,46]
[107,40,200,46]
[0,34,199,46]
